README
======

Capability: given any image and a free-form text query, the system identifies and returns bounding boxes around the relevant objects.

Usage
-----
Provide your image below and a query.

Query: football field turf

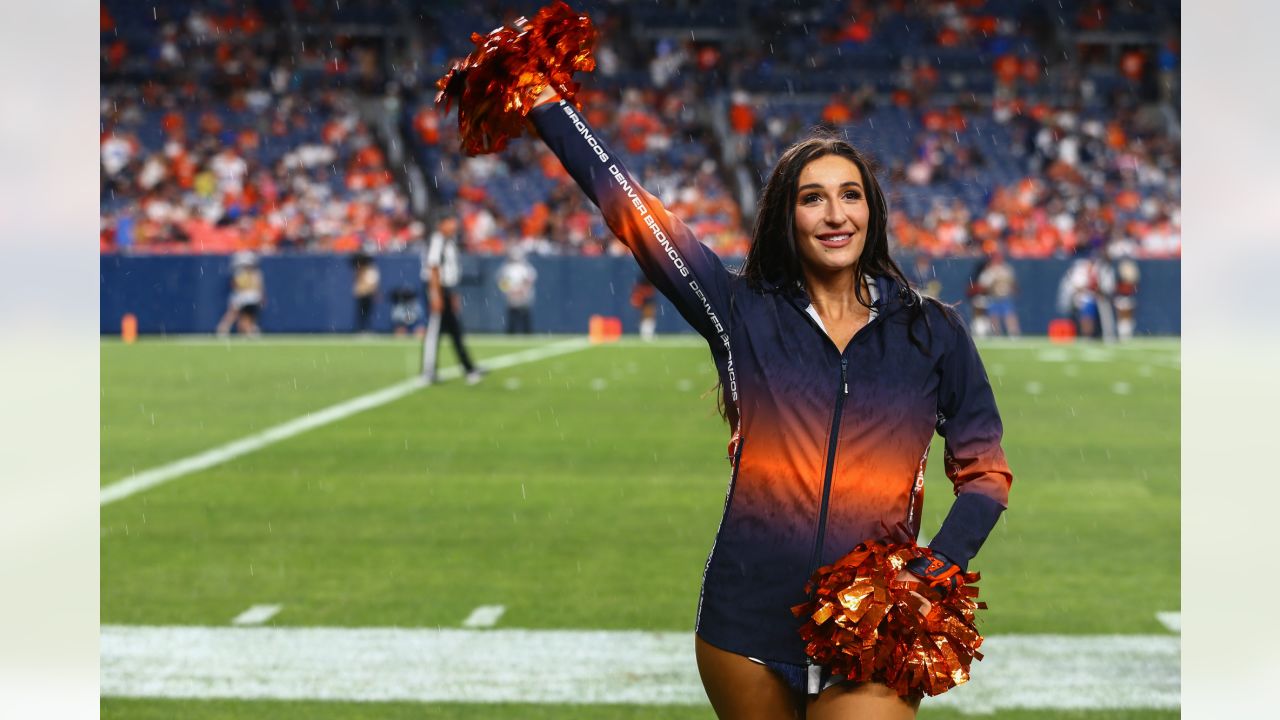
[101,335,1180,719]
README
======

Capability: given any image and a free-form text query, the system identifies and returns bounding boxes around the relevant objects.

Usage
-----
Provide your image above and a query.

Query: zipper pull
[841,357,848,395]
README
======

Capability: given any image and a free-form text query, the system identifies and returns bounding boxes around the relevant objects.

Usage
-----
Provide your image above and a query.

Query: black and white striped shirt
[422,231,461,288]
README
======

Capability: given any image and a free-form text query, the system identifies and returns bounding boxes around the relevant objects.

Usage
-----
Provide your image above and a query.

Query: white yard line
[100,625,1179,711]
[1156,611,1181,633]
[100,338,592,506]
[461,605,506,629]
[231,605,282,626]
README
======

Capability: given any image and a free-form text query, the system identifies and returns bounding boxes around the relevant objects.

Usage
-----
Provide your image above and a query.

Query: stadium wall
[100,255,1181,336]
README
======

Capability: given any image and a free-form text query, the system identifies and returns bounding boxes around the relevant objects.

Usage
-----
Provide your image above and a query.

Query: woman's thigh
[805,681,919,720]
[694,635,802,720]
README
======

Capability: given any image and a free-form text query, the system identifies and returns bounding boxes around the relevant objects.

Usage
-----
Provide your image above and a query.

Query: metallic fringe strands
[435,1,596,156]
[791,540,986,698]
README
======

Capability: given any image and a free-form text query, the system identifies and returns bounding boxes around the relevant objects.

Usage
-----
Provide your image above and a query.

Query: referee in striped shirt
[421,216,482,385]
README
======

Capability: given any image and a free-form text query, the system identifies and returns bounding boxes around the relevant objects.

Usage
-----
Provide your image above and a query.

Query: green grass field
[100,335,1180,719]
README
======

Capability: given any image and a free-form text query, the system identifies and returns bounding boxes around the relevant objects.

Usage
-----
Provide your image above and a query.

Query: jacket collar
[766,273,909,318]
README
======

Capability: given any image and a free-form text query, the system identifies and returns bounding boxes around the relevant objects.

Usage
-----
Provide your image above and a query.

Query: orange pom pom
[435,1,596,156]
[791,540,986,698]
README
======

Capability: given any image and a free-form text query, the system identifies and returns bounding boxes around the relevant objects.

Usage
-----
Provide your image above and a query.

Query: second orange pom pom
[791,539,986,698]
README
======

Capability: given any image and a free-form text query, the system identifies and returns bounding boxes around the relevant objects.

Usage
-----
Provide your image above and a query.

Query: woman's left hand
[895,568,934,617]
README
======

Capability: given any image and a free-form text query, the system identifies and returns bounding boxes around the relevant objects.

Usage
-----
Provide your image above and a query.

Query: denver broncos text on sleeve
[530,99,737,405]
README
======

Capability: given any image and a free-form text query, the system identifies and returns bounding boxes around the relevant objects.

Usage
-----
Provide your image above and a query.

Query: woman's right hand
[533,86,558,108]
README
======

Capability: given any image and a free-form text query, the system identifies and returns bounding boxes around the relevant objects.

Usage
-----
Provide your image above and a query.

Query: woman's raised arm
[527,91,733,345]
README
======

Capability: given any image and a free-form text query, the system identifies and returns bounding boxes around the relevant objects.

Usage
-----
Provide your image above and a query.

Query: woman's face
[792,154,871,277]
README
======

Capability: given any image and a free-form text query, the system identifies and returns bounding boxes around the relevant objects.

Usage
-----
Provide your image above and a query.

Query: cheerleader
[526,86,1010,718]
[439,9,1011,715]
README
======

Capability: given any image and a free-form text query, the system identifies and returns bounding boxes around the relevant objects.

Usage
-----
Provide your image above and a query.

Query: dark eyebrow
[797,181,864,192]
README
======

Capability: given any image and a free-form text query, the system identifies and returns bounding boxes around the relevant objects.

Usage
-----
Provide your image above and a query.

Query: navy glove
[904,552,963,593]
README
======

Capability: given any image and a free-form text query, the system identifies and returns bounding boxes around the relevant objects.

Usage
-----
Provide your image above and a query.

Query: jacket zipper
[791,294,886,574]
[808,356,848,573]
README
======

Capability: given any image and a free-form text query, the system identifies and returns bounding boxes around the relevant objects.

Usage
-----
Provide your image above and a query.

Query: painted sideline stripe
[232,605,282,626]
[100,625,1179,710]
[461,605,505,629]
[1156,611,1181,633]
[100,338,592,506]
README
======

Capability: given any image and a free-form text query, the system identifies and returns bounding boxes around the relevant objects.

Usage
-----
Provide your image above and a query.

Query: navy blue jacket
[532,99,1012,664]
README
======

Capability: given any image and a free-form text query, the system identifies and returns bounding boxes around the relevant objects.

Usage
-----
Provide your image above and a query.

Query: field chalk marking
[1156,611,1181,633]
[461,605,506,629]
[232,605,282,626]
[100,625,1179,711]
[101,338,592,506]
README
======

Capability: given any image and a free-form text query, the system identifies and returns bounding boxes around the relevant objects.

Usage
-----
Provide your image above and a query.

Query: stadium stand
[101,0,1179,260]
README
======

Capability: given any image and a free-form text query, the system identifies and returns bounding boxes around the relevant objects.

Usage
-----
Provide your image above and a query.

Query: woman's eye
[844,191,863,201]
[801,193,821,204]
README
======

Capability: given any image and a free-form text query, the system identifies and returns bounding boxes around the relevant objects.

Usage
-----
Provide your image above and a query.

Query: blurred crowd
[100,2,420,254]
[100,85,422,254]
[877,103,1180,260]
[101,0,1180,261]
